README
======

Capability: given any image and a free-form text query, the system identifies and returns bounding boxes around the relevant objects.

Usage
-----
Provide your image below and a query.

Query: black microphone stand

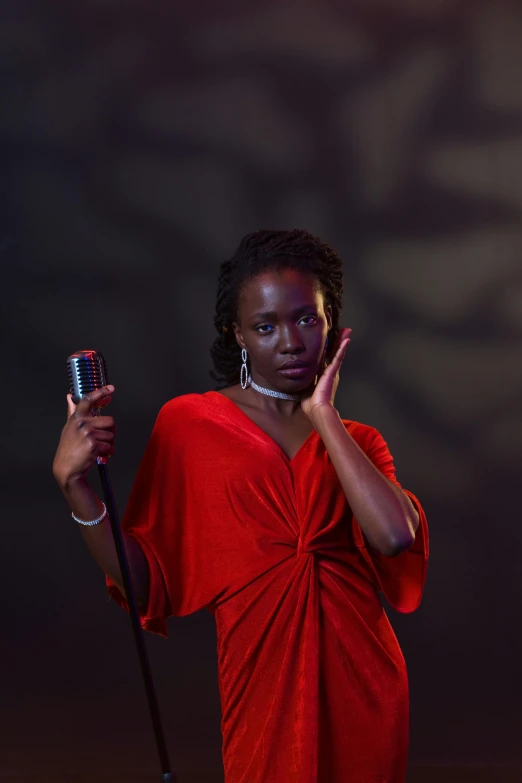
[94,414,177,782]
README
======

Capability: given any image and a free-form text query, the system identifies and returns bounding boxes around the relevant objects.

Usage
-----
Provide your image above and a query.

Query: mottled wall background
[3,0,522,780]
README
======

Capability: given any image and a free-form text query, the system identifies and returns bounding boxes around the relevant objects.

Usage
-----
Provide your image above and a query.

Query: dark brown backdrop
[2,0,522,780]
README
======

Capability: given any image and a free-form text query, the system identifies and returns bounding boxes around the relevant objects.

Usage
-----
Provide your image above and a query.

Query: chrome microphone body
[67,349,110,465]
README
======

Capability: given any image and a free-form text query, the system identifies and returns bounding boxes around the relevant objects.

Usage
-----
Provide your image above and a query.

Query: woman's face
[232,268,332,393]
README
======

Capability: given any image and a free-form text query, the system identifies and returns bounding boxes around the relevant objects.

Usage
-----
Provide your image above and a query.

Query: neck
[247,373,311,414]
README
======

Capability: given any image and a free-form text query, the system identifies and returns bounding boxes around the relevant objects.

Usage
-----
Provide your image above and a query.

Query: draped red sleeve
[347,422,429,614]
[105,395,229,636]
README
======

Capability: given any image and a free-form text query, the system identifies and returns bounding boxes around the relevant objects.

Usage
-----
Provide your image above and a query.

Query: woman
[53,229,429,783]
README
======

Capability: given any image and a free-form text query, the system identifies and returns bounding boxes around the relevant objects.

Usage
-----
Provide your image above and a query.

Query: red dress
[106,391,429,783]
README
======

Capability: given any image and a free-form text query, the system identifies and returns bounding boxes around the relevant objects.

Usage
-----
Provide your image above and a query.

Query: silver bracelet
[72,502,107,526]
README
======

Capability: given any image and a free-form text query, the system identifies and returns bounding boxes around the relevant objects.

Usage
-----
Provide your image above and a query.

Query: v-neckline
[207,390,318,463]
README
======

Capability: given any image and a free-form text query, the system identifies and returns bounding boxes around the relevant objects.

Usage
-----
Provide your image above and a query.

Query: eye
[254,315,317,333]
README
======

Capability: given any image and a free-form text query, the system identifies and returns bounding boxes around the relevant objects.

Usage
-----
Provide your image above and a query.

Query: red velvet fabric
[106,391,429,782]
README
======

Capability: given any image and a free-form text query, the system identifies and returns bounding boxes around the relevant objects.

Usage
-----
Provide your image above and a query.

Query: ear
[232,322,246,351]
[325,305,333,332]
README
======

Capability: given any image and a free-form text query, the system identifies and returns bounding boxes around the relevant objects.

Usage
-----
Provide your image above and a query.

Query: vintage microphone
[67,349,177,783]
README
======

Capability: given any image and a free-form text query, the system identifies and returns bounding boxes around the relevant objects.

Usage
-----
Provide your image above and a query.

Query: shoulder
[159,393,206,416]
[154,393,214,431]
[147,394,215,452]
[341,418,385,452]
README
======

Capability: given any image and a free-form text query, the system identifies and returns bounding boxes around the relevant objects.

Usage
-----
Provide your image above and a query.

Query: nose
[278,324,305,354]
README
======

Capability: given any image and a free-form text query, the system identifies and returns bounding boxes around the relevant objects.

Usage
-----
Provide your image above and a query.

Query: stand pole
[96,449,177,782]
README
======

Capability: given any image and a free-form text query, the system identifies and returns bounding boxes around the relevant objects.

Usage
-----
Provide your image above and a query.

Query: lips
[279,361,309,370]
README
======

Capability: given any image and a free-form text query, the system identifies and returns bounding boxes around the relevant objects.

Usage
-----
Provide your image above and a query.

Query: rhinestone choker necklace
[247,374,301,401]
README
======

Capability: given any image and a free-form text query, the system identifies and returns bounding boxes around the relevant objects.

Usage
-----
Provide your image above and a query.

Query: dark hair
[209,229,344,389]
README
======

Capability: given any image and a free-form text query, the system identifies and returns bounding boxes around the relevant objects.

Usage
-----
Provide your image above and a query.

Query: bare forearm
[56,475,149,608]
[312,406,418,556]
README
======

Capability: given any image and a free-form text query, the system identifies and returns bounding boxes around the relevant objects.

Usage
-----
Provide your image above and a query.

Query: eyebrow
[250,304,317,321]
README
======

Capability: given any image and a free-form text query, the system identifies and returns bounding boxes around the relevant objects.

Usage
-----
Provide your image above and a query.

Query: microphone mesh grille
[67,350,109,404]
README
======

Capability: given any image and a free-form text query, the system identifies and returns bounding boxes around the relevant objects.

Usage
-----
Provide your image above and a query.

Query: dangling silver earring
[240,348,250,389]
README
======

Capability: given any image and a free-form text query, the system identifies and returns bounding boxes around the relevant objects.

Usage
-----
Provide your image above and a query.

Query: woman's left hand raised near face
[300,328,352,421]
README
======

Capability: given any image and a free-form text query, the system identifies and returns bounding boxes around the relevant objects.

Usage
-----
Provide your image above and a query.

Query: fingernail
[106,385,114,391]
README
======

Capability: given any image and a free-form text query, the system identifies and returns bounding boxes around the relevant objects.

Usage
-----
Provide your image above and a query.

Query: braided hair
[209,229,344,389]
